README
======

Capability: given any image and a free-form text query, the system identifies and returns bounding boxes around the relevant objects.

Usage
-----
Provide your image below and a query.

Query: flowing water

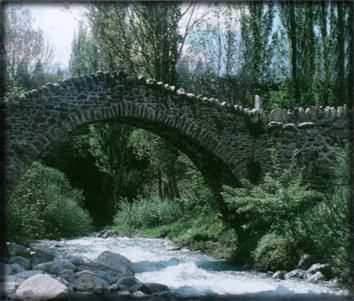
[32,236,349,297]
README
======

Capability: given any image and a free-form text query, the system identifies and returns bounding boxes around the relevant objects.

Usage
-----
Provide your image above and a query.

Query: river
[32,235,349,298]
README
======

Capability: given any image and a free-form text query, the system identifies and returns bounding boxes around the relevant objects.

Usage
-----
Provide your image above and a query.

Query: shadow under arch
[6,100,240,221]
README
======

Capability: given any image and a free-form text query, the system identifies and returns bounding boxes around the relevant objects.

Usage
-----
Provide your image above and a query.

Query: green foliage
[113,197,184,233]
[173,211,238,259]
[253,233,296,271]
[177,154,214,213]
[222,149,323,240]
[69,22,98,76]
[290,147,351,282]
[267,82,291,109]
[7,162,93,241]
[220,146,350,283]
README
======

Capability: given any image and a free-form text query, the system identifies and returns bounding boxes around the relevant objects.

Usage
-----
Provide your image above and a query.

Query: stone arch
[4,71,246,201]
[4,71,351,222]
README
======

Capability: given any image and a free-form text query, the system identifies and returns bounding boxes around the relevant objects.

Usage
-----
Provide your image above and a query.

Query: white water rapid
[32,236,349,298]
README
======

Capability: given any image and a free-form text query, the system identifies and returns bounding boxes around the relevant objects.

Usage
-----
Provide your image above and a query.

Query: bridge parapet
[2,71,352,198]
[2,71,350,129]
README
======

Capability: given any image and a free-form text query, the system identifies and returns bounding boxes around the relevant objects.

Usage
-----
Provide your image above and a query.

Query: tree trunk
[320,1,329,105]
[0,1,7,260]
[158,169,163,199]
[289,3,299,104]
[347,3,353,105]
[336,2,346,104]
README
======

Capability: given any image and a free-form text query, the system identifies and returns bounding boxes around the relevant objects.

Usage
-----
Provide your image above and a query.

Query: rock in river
[9,256,31,270]
[284,269,307,280]
[15,274,68,300]
[94,251,133,276]
[297,254,314,270]
[73,270,109,292]
[307,263,331,279]
[307,271,325,284]
[34,259,76,275]
[140,282,169,294]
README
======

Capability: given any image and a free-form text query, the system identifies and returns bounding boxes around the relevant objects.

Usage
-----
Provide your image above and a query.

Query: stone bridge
[3,71,352,206]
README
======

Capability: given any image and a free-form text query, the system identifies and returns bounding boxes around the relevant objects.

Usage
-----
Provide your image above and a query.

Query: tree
[31,60,46,88]
[69,21,98,77]
[87,3,203,200]
[319,1,332,105]
[4,5,53,92]
[240,2,274,104]
[88,123,134,208]
[346,3,353,104]
[280,1,300,105]
[335,2,346,104]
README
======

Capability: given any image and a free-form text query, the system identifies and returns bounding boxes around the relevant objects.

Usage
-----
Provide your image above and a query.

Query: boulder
[0,263,14,279]
[49,259,76,275]
[9,256,31,270]
[140,283,169,295]
[2,271,44,294]
[95,270,122,284]
[98,230,117,238]
[117,277,143,291]
[116,290,131,296]
[58,269,75,282]
[15,274,68,300]
[0,278,18,299]
[9,263,25,274]
[4,275,19,284]
[68,256,87,266]
[73,270,109,292]
[7,242,30,257]
[307,271,325,283]
[307,263,331,278]
[14,270,43,281]
[33,262,52,273]
[297,254,314,270]
[30,248,55,266]
[132,291,145,297]
[167,246,182,251]
[34,259,76,275]
[272,271,286,280]
[94,251,133,276]
[284,269,307,280]
[76,261,124,283]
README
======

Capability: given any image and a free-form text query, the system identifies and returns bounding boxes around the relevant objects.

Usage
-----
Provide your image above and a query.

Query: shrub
[221,148,323,264]
[295,147,351,283]
[113,196,183,232]
[253,233,297,272]
[222,164,323,242]
[7,161,93,241]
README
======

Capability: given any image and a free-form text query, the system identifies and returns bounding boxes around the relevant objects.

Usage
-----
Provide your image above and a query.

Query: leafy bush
[113,196,183,232]
[293,147,351,283]
[221,148,323,264]
[222,156,323,242]
[253,233,297,271]
[7,161,93,241]
[222,146,351,283]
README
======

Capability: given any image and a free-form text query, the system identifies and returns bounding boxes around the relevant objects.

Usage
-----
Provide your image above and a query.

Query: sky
[27,4,87,68]
[25,3,220,69]
[23,3,241,71]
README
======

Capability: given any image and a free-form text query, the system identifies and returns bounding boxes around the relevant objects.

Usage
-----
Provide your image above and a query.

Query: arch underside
[6,104,240,210]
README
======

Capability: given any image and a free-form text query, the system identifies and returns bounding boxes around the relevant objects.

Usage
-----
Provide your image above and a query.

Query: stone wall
[3,71,352,197]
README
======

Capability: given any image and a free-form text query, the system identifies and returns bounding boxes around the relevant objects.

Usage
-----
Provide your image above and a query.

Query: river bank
[108,219,349,291]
